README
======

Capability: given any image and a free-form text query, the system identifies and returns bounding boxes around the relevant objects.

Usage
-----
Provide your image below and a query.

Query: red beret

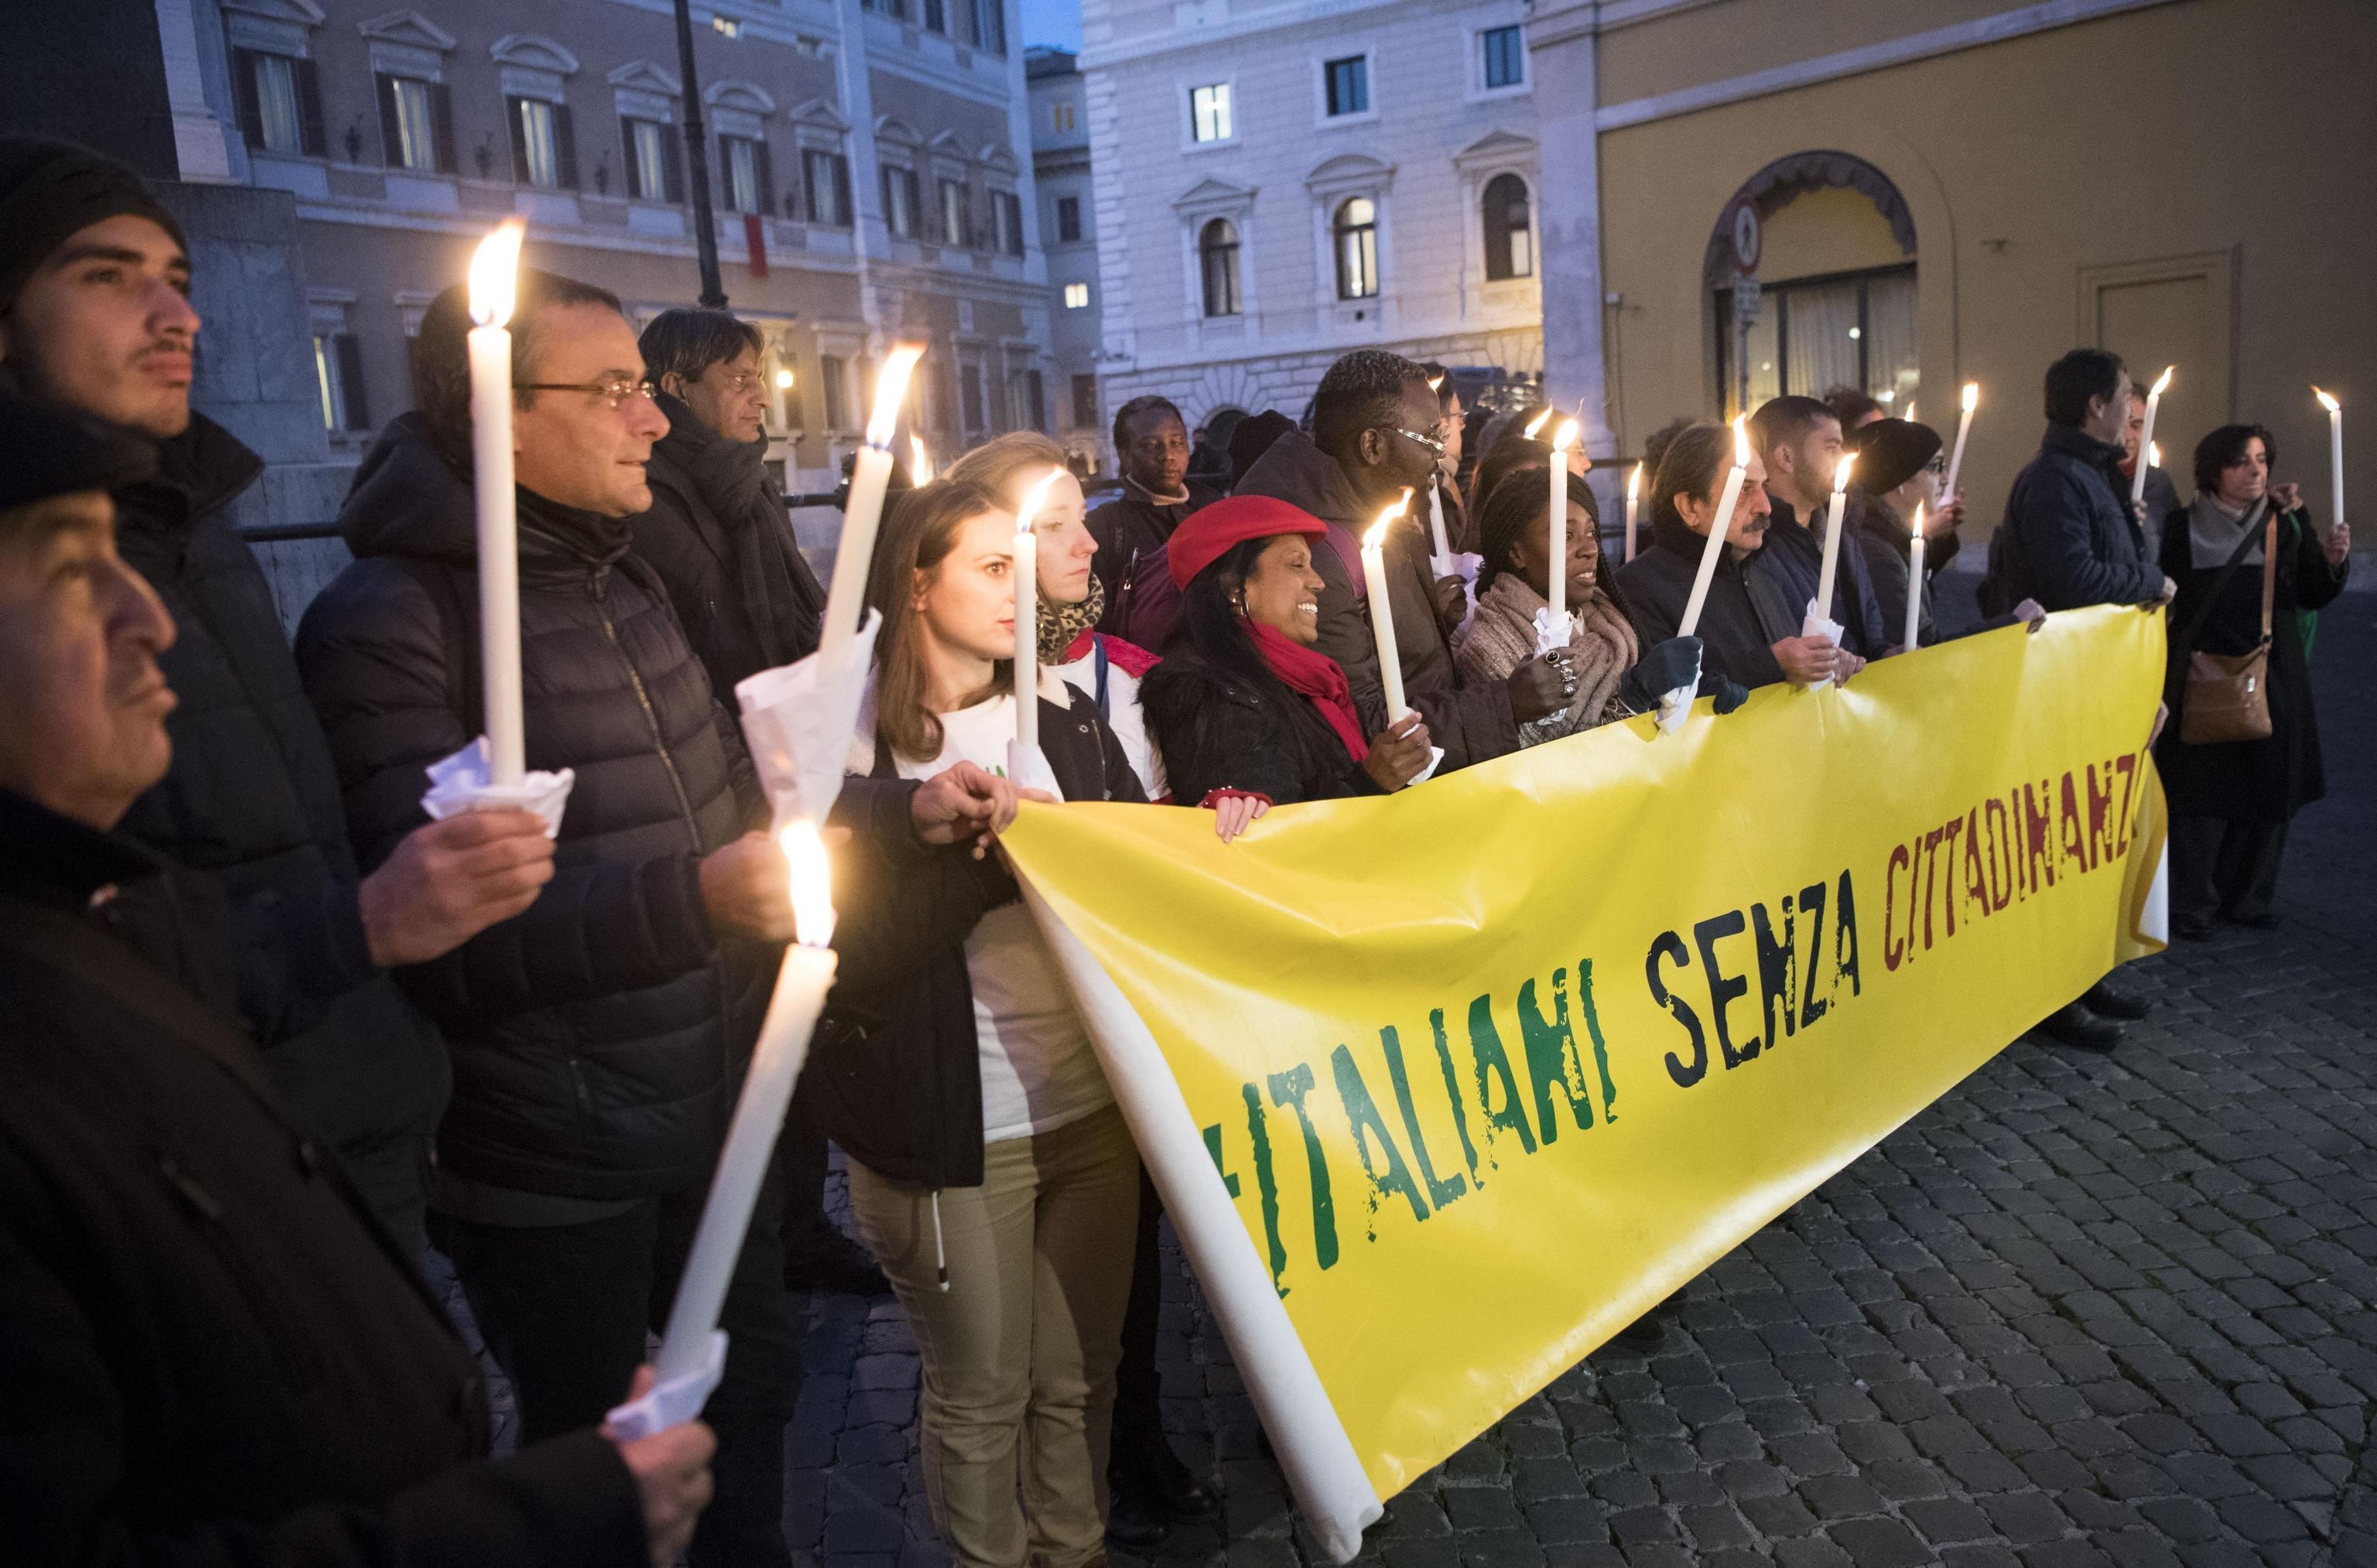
[1166,495,1329,589]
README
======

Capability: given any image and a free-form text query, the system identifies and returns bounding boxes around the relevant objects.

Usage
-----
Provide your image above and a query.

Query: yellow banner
[1002,604,2167,1542]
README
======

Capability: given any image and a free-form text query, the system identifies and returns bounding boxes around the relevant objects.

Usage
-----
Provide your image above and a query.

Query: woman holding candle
[2154,424,2351,940]
[1141,496,1435,827]
[827,477,1146,1568]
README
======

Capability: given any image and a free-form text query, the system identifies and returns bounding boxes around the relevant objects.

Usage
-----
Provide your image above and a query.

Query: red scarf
[1243,619,1368,763]
[1058,629,1162,678]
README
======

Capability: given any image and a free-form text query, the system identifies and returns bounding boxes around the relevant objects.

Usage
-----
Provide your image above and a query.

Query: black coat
[1086,479,1220,637]
[110,414,447,1235]
[1140,644,1382,807]
[1983,424,2163,613]
[807,685,1144,1190]
[0,788,643,1568]
[629,391,826,703]
[2153,503,2349,822]
[1760,495,1896,656]
[297,415,771,1202]
[1613,513,1798,692]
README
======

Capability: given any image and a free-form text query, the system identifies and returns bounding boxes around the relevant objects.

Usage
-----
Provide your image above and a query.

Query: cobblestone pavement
[777,582,2377,1568]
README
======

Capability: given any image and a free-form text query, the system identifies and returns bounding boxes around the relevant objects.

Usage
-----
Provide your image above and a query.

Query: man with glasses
[0,136,557,1259]
[1236,348,1562,770]
[296,268,811,1566]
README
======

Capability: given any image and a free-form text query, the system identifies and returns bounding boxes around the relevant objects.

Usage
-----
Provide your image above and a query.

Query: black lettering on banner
[1647,931,1706,1087]
[1799,880,1830,1023]
[1753,895,1797,1052]
[1692,910,1756,1070]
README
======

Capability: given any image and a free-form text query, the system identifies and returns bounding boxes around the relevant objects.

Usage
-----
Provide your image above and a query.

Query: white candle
[1362,492,1413,723]
[1547,420,1577,624]
[909,434,934,486]
[1011,468,1062,751]
[2315,388,2343,524]
[1624,462,1641,562]
[655,821,839,1382]
[1942,381,1978,501]
[1903,503,1926,651]
[820,344,925,658]
[1815,450,1856,627]
[467,220,528,787]
[2131,366,2173,507]
[1426,481,1451,564]
[1678,416,1752,638]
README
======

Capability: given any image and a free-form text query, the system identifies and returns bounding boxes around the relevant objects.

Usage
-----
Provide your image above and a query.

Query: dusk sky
[1021,0,1081,51]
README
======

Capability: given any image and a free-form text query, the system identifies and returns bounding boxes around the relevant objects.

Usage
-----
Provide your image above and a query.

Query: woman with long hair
[1140,497,1433,840]
[816,477,1146,1568]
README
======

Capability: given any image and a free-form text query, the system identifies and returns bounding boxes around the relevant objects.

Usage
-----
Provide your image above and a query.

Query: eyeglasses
[712,371,762,395]
[515,378,660,410]
[1390,426,1447,458]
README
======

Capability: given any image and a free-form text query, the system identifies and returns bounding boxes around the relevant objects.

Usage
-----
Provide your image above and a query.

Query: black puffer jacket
[111,413,448,1236]
[628,391,826,702]
[809,686,1144,1190]
[1141,644,1381,806]
[296,415,770,1202]
[1611,512,1797,692]
[1982,423,2163,613]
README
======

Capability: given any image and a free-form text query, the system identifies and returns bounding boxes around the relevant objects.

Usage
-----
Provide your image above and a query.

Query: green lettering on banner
[1267,1064,1338,1271]
[1465,994,1537,1167]
[1381,1023,1468,1209]
[1202,1123,1242,1198]
[1427,1006,1483,1187]
[1332,1044,1431,1234]
[1241,1081,1289,1296]
[1517,971,1595,1144]
[1575,960,1619,1125]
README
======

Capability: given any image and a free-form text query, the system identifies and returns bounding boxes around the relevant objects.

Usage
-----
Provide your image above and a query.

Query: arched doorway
[1707,152,1917,418]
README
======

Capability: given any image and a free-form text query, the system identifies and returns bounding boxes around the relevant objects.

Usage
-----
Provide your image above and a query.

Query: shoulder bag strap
[2171,500,2271,655]
[2256,511,2278,643]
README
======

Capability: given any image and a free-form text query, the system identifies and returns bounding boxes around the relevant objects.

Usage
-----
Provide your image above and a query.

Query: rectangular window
[1189,84,1232,143]
[994,191,1024,256]
[508,97,576,190]
[256,53,303,152]
[959,363,985,434]
[881,165,917,237]
[1052,101,1075,132]
[1063,282,1089,309]
[721,135,771,214]
[939,179,970,247]
[234,50,323,155]
[1072,373,1097,430]
[1713,265,1919,419]
[1482,26,1525,90]
[1055,195,1081,244]
[820,355,850,429]
[312,332,369,432]
[972,0,1005,53]
[1324,56,1369,117]
[624,118,675,203]
[802,149,850,226]
[377,75,447,172]
[924,0,946,31]
[1025,369,1046,433]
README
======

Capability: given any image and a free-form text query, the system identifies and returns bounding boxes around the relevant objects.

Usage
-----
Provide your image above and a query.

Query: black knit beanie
[0,137,189,316]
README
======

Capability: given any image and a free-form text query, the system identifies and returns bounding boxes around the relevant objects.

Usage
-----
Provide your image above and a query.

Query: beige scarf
[1455,573,1640,743]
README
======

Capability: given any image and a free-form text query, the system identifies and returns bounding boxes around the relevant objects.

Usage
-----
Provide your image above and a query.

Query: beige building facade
[1525,0,2376,538]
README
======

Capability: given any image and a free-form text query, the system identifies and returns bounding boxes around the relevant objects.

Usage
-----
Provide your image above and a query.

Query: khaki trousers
[849,1104,1140,1568]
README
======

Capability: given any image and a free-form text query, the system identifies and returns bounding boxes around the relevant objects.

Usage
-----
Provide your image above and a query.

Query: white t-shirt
[892,693,1113,1143]
[1050,637,1167,801]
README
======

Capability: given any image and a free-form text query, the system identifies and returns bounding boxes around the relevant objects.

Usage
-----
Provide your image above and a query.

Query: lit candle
[1677,415,1753,638]
[1361,490,1414,723]
[1011,467,1063,752]
[2131,365,2173,507]
[1624,461,1642,562]
[909,434,934,486]
[1547,419,1578,625]
[467,219,527,787]
[1522,408,1552,441]
[1814,450,1856,630]
[2314,387,2345,525]
[820,344,925,658]
[654,821,839,1382]
[1942,381,1978,501]
[1903,502,1926,651]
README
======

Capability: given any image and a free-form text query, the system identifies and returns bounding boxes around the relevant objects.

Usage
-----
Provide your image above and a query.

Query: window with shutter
[381,77,439,172]
[1055,195,1080,244]
[1071,374,1097,429]
[1481,173,1531,282]
[251,53,304,153]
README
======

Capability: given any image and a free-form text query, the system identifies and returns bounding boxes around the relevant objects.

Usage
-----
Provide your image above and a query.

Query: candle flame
[908,436,933,485]
[1911,500,1925,535]
[1626,462,1642,500]
[1522,408,1552,439]
[780,819,836,949]
[1961,381,1979,413]
[1426,374,1444,394]
[2149,442,2160,470]
[1014,466,1063,538]
[1366,489,1411,550]
[864,344,925,449]
[1906,401,1917,425]
[1731,414,1751,466]
[1833,450,1856,494]
[2150,365,2174,398]
[1550,418,1578,453]
[2314,386,2341,413]
[467,218,526,328]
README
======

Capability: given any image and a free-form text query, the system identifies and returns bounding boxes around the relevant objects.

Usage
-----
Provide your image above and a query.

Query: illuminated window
[1063,282,1089,309]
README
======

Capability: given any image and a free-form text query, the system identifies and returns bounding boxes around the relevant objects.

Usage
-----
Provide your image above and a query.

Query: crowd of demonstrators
[1824,384,1886,432]
[0,135,556,1259]
[2154,424,2351,939]
[1845,418,2047,648]
[1086,395,1220,640]
[1748,395,1896,658]
[833,477,1147,1568]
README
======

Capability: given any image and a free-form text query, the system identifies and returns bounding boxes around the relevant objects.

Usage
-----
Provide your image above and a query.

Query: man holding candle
[1236,350,1564,770]
[1982,349,2175,619]
[1747,396,1894,658]
[0,136,559,1255]
[2121,388,2183,565]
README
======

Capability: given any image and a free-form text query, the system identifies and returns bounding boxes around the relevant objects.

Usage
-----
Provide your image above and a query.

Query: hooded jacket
[1233,429,1520,770]
[0,787,642,1568]
[1612,511,1798,692]
[1983,423,2164,613]
[628,391,826,703]
[110,412,448,1238]
[296,414,770,1202]
[1086,476,1221,637]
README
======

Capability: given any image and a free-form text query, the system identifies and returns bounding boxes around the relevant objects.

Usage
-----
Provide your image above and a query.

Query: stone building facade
[1025,45,1106,474]
[1077,0,1549,448]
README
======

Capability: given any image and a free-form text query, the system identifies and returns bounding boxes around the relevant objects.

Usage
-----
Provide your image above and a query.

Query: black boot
[1111,1427,1221,1521]
[2081,977,2150,1020]
[2035,1002,2122,1051]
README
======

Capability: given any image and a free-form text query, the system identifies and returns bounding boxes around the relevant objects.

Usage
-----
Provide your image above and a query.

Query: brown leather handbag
[2177,509,2278,746]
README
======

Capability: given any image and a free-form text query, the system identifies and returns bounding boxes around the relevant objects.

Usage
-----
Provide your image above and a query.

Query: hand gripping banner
[1000,605,2170,1561]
